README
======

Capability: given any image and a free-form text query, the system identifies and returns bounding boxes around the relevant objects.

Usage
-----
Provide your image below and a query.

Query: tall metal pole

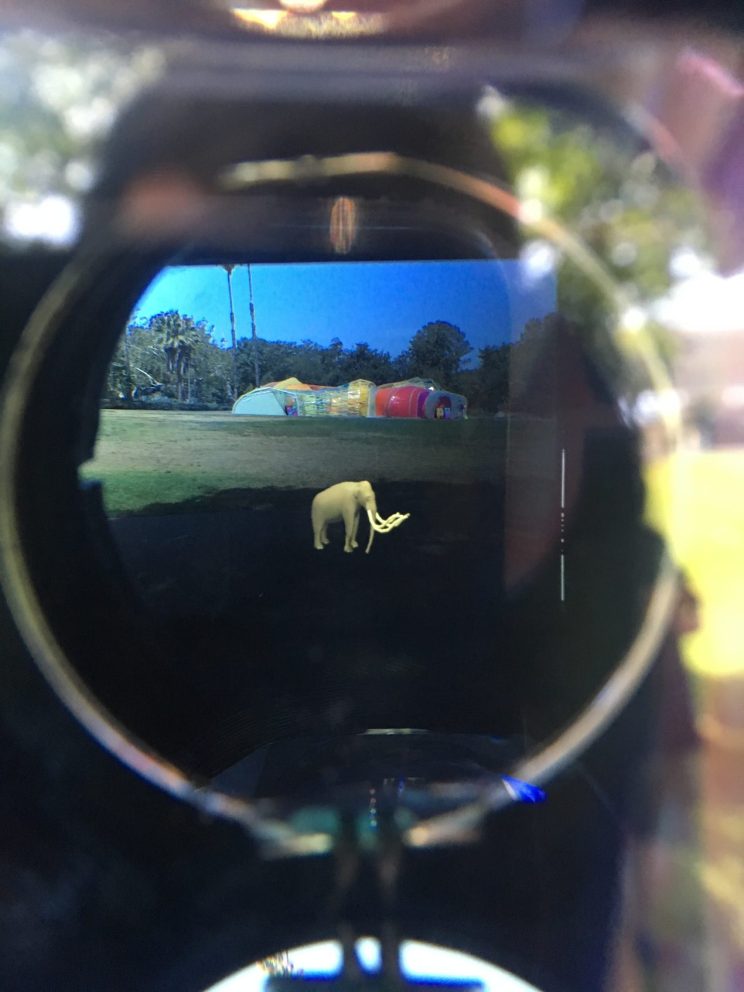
[247,263,260,387]
[224,264,238,401]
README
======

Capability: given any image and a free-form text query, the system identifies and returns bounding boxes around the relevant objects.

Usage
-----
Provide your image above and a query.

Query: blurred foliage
[492,103,708,389]
[0,31,161,241]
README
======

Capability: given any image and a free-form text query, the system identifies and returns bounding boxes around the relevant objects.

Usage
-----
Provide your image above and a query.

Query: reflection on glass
[77,223,677,851]
[0,24,739,990]
[0,31,162,247]
[205,939,544,991]
[85,258,560,840]
[0,90,684,861]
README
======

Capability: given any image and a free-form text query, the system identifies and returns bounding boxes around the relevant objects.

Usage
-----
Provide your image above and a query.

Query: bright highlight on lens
[279,0,327,11]
[0,107,696,864]
[229,7,378,36]
[4,194,79,246]
[204,939,544,991]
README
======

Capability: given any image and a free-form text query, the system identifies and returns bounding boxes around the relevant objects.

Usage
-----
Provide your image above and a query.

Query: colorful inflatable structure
[232,376,467,419]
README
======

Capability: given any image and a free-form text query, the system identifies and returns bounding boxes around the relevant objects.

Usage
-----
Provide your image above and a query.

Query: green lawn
[87,412,744,680]
[86,414,744,681]
[82,409,506,515]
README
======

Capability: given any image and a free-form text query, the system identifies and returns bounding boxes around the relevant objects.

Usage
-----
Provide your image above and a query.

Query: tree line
[106,312,577,414]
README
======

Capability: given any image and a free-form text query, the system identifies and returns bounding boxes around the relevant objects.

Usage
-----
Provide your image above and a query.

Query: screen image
[78,255,646,795]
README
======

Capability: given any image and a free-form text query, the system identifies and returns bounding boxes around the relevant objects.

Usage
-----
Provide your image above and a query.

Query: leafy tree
[106,323,168,402]
[491,102,706,391]
[236,338,397,391]
[236,338,322,390]
[338,342,396,384]
[106,311,231,406]
[320,336,345,385]
[293,339,330,385]
[184,320,232,405]
[107,331,134,401]
[107,311,523,412]
[403,321,472,387]
[237,338,290,390]
[148,311,202,402]
[470,343,511,412]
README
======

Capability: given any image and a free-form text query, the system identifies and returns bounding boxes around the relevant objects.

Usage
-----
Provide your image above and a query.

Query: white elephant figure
[311,481,410,554]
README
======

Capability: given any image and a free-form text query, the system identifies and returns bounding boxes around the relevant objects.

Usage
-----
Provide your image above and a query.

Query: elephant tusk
[374,512,410,532]
[385,512,409,530]
[366,508,376,553]
[366,508,410,551]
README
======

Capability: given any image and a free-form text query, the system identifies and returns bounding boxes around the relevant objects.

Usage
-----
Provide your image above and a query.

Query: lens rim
[0,152,681,853]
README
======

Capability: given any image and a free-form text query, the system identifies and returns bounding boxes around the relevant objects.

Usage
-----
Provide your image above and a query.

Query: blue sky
[132,260,555,367]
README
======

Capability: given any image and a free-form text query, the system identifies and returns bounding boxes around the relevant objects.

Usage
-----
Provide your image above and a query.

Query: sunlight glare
[4,194,79,246]
[204,939,544,991]
[655,268,744,334]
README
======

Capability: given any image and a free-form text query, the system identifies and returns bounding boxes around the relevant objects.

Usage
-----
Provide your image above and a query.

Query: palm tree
[150,311,198,403]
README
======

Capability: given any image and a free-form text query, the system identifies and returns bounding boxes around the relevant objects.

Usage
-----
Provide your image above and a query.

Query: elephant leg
[313,522,324,550]
[311,505,326,550]
[342,506,358,552]
[350,509,360,549]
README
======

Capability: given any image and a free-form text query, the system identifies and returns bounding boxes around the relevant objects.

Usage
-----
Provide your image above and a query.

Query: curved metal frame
[0,152,680,854]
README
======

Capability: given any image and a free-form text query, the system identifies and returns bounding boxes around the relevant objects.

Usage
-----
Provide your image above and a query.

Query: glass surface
[1,22,743,991]
[204,939,543,991]
[1,88,692,849]
[76,179,679,847]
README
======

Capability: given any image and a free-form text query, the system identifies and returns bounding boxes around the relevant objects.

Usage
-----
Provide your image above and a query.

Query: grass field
[81,412,744,986]
[82,409,507,515]
[85,411,744,679]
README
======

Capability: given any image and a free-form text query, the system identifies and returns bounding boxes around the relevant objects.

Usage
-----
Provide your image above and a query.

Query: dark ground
[1,430,674,992]
[108,479,511,777]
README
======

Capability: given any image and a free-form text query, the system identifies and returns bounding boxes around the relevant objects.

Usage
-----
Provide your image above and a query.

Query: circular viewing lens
[0,111,693,852]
